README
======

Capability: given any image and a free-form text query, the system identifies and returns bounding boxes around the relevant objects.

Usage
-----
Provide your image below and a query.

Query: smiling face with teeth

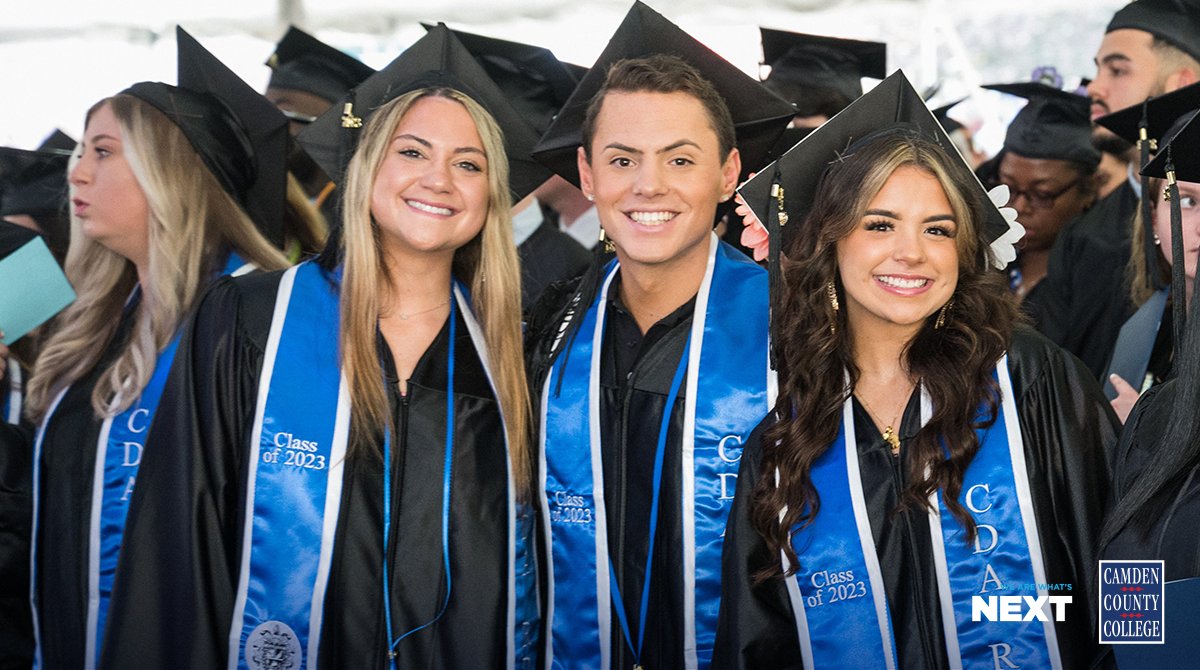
[836,165,960,338]
[578,90,740,283]
[370,95,490,263]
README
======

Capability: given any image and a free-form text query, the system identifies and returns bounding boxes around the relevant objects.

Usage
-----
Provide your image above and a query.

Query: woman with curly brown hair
[714,73,1117,670]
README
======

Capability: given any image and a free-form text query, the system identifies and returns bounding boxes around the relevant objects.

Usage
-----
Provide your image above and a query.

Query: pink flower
[734,191,770,262]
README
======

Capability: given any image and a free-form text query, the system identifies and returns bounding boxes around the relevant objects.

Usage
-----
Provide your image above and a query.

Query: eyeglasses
[1003,178,1082,210]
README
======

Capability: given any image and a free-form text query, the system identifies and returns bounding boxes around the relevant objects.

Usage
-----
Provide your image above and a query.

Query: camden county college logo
[1098,560,1165,644]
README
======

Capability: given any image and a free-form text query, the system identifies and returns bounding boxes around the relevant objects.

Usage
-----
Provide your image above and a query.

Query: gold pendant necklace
[856,393,902,455]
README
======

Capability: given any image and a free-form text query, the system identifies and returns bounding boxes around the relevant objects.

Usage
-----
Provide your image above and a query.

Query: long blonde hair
[1127,177,1171,306]
[25,94,289,421]
[338,87,532,498]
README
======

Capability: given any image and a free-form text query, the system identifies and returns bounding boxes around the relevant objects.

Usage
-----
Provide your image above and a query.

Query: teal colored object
[0,235,74,345]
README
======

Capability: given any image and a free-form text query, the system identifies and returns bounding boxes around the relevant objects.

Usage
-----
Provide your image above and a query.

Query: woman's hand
[1108,373,1140,424]
[0,340,9,382]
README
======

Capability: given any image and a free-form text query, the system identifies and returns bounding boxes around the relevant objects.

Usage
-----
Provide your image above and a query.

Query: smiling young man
[526,4,793,668]
[1024,0,1200,379]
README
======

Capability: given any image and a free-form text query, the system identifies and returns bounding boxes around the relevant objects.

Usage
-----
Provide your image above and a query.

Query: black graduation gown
[1103,380,1200,575]
[101,270,521,669]
[30,304,138,670]
[517,220,590,312]
[713,327,1117,670]
[1024,182,1138,379]
[528,273,728,670]
[0,420,33,669]
[1094,381,1200,668]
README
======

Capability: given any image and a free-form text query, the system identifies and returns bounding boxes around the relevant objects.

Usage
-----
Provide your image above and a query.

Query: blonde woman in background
[23,28,291,670]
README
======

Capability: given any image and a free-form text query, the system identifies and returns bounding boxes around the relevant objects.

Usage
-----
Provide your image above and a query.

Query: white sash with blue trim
[539,234,771,669]
[784,356,1061,669]
[30,254,256,670]
[226,261,524,670]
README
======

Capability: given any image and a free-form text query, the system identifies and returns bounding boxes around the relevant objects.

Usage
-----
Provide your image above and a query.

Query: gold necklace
[394,297,451,321]
[855,392,903,455]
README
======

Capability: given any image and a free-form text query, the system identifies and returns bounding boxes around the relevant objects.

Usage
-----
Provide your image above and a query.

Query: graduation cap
[0,130,74,218]
[760,28,887,106]
[267,26,375,107]
[425,24,582,136]
[741,71,1012,255]
[532,1,795,186]
[1107,0,1200,62]
[0,218,38,258]
[1098,80,1200,290]
[123,27,288,247]
[1142,107,1200,342]
[983,82,1099,167]
[932,98,967,134]
[1096,79,1200,148]
[296,23,551,207]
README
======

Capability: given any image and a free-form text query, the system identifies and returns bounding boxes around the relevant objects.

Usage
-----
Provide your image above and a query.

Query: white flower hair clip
[987,184,1025,270]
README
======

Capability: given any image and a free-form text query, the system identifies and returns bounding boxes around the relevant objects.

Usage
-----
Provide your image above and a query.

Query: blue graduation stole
[539,235,771,669]
[3,359,20,424]
[226,261,528,670]
[786,357,1062,669]
[30,253,255,670]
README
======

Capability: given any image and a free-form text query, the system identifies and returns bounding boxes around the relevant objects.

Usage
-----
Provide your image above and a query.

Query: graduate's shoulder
[192,266,291,352]
[1005,326,1117,432]
[1005,325,1089,383]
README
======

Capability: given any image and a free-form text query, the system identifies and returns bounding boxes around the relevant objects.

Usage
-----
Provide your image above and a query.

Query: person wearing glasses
[983,82,1099,300]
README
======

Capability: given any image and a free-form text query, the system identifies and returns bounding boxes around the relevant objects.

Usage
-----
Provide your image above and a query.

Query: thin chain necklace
[394,297,451,321]
[855,391,904,455]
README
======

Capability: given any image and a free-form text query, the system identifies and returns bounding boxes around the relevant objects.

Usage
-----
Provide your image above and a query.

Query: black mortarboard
[1099,81,1200,291]
[0,130,74,218]
[296,23,551,204]
[532,1,795,186]
[123,27,288,247]
[1107,0,1200,62]
[760,28,887,104]
[1096,79,1200,147]
[931,98,967,134]
[983,82,1100,167]
[563,61,589,84]
[0,218,39,259]
[267,26,375,105]
[425,24,582,136]
[741,71,1010,250]
[1142,108,1200,343]
[1143,110,1200,181]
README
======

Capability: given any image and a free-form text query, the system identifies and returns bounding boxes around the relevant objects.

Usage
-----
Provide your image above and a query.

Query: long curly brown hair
[751,133,1019,580]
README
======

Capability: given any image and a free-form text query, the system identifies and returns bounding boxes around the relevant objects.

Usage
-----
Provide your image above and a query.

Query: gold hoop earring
[935,300,953,329]
[826,281,839,335]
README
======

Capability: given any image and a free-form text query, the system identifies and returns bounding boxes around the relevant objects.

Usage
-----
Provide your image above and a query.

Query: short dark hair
[763,79,851,120]
[580,54,736,161]
[1151,36,1200,79]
